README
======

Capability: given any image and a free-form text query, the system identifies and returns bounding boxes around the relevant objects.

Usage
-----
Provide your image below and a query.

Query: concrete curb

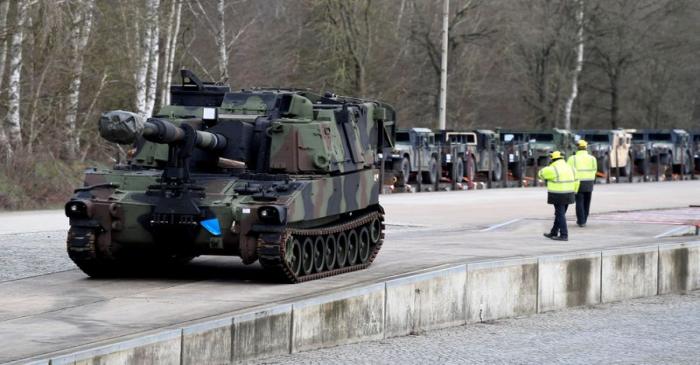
[22,241,700,365]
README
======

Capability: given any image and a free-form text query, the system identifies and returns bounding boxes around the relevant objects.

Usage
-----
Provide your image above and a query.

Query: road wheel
[358,227,371,264]
[313,236,325,273]
[336,232,348,268]
[347,229,359,266]
[284,236,302,276]
[399,157,410,185]
[492,157,503,182]
[324,234,337,271]
[301,237,314,275]
[453,157,465,183]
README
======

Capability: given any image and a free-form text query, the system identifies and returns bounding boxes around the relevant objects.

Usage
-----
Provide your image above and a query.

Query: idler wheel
[313,236,326,273]
[358,227,371,264]
[336,232,348,268]
[369,217,382,244]
[301,237,314,275]
[284,236,302,276]
[347,229,359,266]
[324,234,337,271]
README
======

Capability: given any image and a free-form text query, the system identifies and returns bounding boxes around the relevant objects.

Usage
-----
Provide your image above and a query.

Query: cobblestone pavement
[0,230,74,281]
[261,292,700,365]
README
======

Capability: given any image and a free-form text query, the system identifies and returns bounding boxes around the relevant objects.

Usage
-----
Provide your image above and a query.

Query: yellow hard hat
[577,139,588,148]
[550,151,563,160]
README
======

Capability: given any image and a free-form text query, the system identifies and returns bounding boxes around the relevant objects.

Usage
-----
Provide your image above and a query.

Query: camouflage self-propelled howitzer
[65,71,396,283]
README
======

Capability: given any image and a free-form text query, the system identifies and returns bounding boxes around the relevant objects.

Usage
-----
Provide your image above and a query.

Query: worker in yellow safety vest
[567,140,597,227]
[538,151,579,241]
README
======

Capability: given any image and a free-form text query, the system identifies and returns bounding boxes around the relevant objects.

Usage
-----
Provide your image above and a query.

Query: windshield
[632,133,644,140]
[529,133,553,142]
[648,133,672,141]
[222,93,278,110]
[396,132,410,142]
[586,135,609,142]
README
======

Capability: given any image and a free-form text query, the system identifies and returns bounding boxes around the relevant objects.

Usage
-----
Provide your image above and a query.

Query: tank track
[257,207,385,283]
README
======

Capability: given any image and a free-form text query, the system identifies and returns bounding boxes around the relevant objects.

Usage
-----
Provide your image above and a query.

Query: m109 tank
[65,71,396,283]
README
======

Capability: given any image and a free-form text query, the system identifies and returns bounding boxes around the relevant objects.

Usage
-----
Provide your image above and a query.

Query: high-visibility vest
[538,159,578,193]
[567,151,597,181]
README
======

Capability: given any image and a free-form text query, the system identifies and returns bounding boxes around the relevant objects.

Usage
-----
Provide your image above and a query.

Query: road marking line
[479,218,523,232]
[654,225,692,239]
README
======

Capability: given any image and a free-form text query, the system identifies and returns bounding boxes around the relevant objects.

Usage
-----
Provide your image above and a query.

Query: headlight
[65,200,91,219]
[258,206,287,225]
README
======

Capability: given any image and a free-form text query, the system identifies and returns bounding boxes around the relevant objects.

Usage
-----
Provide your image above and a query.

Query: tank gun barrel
[98,110,227,151]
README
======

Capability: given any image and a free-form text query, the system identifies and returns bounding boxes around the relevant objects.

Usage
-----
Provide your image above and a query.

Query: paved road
[261,292,700,365]
[0,181,698,362]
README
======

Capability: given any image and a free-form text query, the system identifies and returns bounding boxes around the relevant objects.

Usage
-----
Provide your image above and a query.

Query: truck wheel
[683,152,692,175]
[511,162,523,179]
[399,157,410,185]
[421,157,438,184]
[492,157,503,182]
[601,155,610,178]
[466,156,476,182]
[453,157,465,183]
[619,155,632,177]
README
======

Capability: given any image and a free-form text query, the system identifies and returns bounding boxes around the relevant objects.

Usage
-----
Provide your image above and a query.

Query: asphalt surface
[260,292,700,365]
[0,180,698,362]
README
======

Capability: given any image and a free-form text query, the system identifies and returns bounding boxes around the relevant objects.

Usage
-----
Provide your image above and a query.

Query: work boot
[577,223,586,227]
[543,233,556,239]
[551,236,568,241]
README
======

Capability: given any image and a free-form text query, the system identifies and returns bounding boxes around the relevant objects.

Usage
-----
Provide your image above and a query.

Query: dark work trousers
[551,204,569,238]
[575,192,592,225]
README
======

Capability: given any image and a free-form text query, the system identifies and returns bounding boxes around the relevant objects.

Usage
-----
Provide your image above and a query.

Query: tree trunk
[145,0,161,116]
[134,0,155,116]
[563,0,584,130]
[161,0,181,107]
[216,0,228,82]
[4,0,29,151]
[0,0,11,91]
[610,72,619,129]
[64,0,95,159]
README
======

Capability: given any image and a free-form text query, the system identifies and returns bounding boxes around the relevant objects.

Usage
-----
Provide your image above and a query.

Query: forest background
[0,0,699,209]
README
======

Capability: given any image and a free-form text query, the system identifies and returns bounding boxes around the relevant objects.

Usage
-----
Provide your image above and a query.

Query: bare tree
[187,0,257,83]
[144,0,160,116]
[160,0,182,106]
[4,0,29,153]
[563,0,584,130]
[64,0,95,159]
[135,0,160,116]
[0,0,11,91]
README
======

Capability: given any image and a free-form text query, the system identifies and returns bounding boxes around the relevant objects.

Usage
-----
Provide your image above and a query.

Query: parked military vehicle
[527,128,577,167]
[434,130,473,183]
[691,130,700,173]
[629,129,692,177]
[390,128,439,185]
[469,130,505,182]
[577,129,633,177]
[65,71,394,283]
[500,130,530,180]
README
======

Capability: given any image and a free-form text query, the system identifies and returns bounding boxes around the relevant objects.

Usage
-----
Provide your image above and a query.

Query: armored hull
[65,71,395,283]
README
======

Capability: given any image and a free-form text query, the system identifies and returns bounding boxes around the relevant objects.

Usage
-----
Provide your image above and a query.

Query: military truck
[500,130,530,180]
[691,130,700,174]
[390,127,440,185]
[577,129,633,177]
[433,130,474,183]
[527,128,577,167]
[629,129,692,177]
[64,70,394,283]
[469,129,505,182]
